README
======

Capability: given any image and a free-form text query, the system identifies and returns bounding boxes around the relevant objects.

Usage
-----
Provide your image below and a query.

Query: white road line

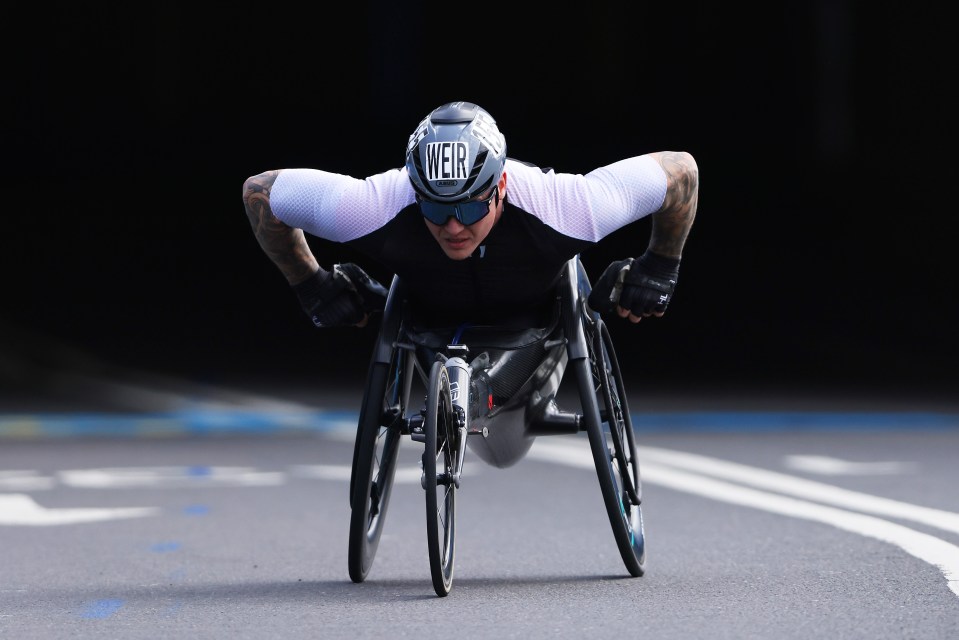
[528,439,959,599]
[643,462,959,597]
[59,467,286,488]
[0,471,55,491]
[289,464,479,483]
[0,494,158,526]
[291,464,424,484]
[784,455,917,475]
[640,447,959,535]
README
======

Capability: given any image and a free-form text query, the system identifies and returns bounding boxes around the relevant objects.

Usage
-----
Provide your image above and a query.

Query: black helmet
[405,101,507,203]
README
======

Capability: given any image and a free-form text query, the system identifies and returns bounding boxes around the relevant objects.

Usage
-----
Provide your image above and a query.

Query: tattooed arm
[614,151,698,322]
[645,151,699,260]
[587,151,699,323]
[241,170,385,328]
[241,170,321,285]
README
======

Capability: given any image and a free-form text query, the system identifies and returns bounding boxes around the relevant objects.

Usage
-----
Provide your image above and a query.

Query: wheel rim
[348,349,409,583]
[595,321,641,506]
[424,362,456,596]
[582,311,645,572]
[365,424,400,537]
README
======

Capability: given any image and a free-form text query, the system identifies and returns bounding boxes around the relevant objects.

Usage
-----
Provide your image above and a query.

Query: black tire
[422,360,457,597]
[348,347,412,583]
[574,311,646,577]
[594,320,642,508]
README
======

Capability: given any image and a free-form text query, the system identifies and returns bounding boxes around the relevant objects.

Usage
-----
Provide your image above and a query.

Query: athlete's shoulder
[271,166,414,242]
[504,154,668,242]
[505,157,553,172]
[275,166,411,195]
[505,157,555,179]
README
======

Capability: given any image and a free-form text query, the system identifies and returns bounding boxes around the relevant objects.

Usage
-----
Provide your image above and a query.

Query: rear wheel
[348,346,412,583]
[422,360,457,597]
[575,311,645,577]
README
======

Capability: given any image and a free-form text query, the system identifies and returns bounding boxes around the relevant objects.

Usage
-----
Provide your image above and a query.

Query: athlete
[242,101,699,333]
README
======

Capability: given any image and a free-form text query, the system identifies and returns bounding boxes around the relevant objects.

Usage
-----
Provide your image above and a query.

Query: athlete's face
[423,172,507,260]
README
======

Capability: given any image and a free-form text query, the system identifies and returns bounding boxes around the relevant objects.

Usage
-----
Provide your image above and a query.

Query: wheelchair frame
[347,256,645,596]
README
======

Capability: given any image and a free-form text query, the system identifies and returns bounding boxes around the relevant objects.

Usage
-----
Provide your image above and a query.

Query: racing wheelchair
[347,256,645,597]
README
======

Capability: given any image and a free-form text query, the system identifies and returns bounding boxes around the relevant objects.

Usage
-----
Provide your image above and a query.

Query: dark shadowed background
[3,3,957,408]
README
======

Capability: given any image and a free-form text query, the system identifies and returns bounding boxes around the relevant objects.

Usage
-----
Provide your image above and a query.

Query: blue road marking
[186,466,212,477]
[0,410,357,438]
[1,408,957,438]
[80,599,124,619]
[183,504,210,515]
[150,542,182,553]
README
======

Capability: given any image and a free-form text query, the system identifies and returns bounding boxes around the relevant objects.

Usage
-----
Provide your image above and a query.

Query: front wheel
[348,347,411,583]
[422,360,457,597]
[575,312,646,577]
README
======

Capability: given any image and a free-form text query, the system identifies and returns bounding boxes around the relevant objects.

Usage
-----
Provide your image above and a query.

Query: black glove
[335,263,388,313]
[587,258,632,314]
[588,252,680,317]
[292,263,387,328]
[620,251,680,316]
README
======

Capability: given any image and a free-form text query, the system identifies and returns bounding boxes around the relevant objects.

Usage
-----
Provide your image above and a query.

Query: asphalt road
[2,402,959,639]
[3,343,959,637]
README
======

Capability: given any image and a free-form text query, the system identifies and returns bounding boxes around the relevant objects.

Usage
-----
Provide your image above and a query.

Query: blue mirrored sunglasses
[417,186,498,226]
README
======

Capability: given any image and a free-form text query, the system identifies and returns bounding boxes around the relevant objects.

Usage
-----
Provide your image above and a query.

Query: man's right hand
[291,264,386,328]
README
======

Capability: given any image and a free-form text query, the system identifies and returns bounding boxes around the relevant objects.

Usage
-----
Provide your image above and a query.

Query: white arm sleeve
[505,155,667,242]
[270,167,415,242]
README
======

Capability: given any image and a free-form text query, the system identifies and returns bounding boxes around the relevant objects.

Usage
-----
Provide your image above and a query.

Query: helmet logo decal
[471,113,505,156]
[407,117,429,154]
[424,142,469,182]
